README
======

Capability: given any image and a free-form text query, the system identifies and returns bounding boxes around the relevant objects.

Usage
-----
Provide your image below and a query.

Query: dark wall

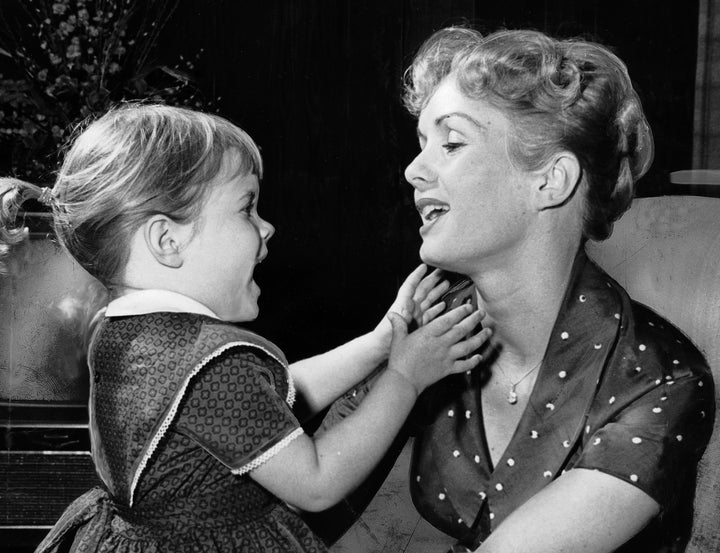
[155,0,698,360]
[2,1,700,361]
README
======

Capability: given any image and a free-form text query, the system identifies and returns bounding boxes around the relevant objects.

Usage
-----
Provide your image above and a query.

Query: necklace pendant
[507,388,518,405]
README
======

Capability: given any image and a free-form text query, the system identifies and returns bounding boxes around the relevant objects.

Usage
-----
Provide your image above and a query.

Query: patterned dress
[35,311,328,553]
[410,251,715,552]
[323,250,715,553]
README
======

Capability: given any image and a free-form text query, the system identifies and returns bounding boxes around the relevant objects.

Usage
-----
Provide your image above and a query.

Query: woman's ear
[143,215,186,268]
[534,153,582,210]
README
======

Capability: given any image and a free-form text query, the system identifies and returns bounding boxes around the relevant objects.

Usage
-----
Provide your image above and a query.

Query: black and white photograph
[1,1,718,552]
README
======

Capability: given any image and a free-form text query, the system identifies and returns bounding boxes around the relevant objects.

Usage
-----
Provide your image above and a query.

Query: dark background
[1,0,701,361]
[161,0,699,361]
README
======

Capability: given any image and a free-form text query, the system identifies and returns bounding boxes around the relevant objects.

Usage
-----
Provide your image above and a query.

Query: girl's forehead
[210,172,258,197]
[220,148,247,175]
[212,150,259,186]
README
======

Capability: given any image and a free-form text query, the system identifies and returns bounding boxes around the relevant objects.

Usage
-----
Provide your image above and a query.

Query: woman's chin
[419,243,450,270]
[420,248,471,276]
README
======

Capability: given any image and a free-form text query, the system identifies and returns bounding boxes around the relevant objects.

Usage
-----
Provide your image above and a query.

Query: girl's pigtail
[0,178,54,273]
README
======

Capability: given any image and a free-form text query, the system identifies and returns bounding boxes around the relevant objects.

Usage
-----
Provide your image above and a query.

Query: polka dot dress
[409,252,714,552]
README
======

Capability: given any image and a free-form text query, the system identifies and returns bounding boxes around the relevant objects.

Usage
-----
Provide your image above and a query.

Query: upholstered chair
[587,195,720,553]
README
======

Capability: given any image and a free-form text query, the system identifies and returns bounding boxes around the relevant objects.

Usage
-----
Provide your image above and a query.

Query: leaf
[0,47,12,58]
[134,78,147,95]
[158,65,190,84]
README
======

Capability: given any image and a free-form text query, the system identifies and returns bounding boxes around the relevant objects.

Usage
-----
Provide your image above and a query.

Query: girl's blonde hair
[0,104,263,286]
[404,27,654,241]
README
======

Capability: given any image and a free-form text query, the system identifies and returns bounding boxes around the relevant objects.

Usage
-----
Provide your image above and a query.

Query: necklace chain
[494,357,543,405]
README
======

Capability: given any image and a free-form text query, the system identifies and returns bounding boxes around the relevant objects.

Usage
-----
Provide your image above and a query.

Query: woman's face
[405,77,538,275]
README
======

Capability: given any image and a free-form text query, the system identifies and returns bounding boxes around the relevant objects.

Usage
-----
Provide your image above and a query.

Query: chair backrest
[586,195,720,553]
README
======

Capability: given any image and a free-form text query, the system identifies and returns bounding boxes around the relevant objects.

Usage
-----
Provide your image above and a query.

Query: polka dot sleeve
[573,369,713,509]
[174,348,303,473]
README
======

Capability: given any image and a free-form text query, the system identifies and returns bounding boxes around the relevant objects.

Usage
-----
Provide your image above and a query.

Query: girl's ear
[144,215,186,268]
[533,152,583,210]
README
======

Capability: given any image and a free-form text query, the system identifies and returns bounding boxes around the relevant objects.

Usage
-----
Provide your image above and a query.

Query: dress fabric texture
[321,249,714,553]
[35,312,328,553]
[410,251,715,552]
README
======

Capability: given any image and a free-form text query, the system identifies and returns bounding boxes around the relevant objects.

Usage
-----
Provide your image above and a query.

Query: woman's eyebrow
[415,111,486,141]
[435,112,486,130]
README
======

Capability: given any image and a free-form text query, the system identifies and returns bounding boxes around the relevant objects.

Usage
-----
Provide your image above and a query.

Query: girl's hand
[386,303,490,394]
[373,264,451,353]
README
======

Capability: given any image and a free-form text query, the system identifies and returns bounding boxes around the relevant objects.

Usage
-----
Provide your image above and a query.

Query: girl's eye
[241,192,258,216]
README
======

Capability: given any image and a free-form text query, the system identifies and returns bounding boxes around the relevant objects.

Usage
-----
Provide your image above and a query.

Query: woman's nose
[259,218,275,242]
[404,152,436,190]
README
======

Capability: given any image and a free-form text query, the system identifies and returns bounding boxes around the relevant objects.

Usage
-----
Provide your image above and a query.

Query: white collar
[105,289,220,319]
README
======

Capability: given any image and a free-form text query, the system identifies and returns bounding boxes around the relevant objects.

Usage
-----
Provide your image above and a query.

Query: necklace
[494,358,543,405]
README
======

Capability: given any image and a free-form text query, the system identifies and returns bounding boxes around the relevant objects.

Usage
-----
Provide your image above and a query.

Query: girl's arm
[289,264,449,414]
[251,303,491,512]
[475,469,659,553]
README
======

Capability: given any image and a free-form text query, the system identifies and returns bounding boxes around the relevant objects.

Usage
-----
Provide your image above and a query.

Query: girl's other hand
[386,303,490,394]
[373,264,450,353]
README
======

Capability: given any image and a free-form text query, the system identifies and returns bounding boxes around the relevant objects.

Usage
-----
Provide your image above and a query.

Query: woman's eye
[442,142,464,152]
[242,203,255,215]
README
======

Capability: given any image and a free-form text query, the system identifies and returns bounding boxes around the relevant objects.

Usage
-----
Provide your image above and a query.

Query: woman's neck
[469,240,580,372]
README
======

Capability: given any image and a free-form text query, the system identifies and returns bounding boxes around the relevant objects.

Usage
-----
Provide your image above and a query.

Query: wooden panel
[1,451,98,527]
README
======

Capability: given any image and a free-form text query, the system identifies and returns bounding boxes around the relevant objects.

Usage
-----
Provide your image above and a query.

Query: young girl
[0,104,490,553]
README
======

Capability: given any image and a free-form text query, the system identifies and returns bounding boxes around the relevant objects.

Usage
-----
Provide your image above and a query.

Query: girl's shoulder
[94,311,288,368]
[197,316,288,368]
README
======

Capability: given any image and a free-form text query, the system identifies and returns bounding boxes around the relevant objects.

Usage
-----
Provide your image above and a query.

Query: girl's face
[182,149,274,322]
[404,76,537,275]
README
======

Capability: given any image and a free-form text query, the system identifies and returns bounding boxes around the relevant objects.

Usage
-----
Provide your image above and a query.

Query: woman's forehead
[418,79,507,135]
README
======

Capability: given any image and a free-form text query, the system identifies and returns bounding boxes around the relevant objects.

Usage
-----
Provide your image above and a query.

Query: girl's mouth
[255,246,268,265]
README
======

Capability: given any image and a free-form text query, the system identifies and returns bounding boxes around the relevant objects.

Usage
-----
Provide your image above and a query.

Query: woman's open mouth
[416,197,450,227]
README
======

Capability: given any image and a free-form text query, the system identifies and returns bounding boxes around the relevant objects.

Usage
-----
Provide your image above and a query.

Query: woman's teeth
[420,204,450,222]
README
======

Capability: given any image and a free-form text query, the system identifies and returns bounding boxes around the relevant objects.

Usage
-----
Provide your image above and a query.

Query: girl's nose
[404,152,436,190]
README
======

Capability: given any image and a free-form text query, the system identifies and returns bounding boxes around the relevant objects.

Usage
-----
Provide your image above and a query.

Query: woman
[399,27,714,553]
[318,27,713,552]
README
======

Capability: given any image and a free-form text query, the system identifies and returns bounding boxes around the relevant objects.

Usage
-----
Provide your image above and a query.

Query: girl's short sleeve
[573,369,714,510]
[174,347,303,474]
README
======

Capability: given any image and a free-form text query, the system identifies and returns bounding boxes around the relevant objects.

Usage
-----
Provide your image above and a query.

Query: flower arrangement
[0,0,208,180]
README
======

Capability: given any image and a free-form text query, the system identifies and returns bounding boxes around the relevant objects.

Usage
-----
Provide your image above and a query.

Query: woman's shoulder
[583,254,712,385]
[623,299,712,382]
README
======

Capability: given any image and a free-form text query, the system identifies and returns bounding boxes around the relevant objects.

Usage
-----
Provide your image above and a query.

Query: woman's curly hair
[404,27,654,241]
